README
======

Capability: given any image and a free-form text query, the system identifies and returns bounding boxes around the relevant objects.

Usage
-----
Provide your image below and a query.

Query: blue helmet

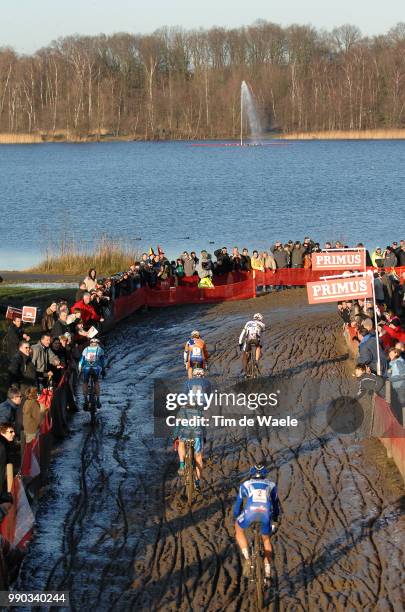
[249,464,268,479]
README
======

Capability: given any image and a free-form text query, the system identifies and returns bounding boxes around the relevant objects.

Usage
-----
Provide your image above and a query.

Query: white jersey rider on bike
[239,313,265,373]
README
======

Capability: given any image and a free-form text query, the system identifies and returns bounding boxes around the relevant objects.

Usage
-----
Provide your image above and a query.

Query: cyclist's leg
[242,345,249,371]
[235,514,251,575]
[260,516,273,577]
[255,343,262,363]
[194,437,203,482]
[82,368,90,400]
[177,439,185,474]
[93,367,101,396]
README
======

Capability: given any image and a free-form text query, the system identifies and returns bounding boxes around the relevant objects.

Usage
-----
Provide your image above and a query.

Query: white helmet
[192,368,205,377]
[90,337,100,344]
[253,313,263,322]
[191,330,200,338]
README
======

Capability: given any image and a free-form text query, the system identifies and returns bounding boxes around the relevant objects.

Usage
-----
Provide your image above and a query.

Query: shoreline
[2,128,405,144]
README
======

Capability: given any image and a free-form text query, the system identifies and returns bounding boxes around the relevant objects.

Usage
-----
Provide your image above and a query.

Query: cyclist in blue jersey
[78,337,106,409]
[234,464,280,579]
[173,369,209,491]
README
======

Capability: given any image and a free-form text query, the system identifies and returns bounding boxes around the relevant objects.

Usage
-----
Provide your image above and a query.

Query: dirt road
[17,290,405,611]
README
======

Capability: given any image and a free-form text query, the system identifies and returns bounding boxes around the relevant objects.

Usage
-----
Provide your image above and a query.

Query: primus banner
[306,275,373,304]
[311,250,366,271]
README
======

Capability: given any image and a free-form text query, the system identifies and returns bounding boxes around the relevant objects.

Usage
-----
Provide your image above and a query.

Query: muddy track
[17,291,405,611]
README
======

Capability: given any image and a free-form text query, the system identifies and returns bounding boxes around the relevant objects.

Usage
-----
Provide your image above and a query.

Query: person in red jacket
[70,293,104,329]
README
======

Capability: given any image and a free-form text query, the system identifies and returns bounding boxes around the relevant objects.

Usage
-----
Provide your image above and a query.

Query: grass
[29,236,140,276]
[0,133,43,144]
[0,286,76,400]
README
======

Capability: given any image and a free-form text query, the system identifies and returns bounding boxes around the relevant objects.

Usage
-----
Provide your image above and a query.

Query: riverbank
[2,128,405,144]
[281,129,405,140]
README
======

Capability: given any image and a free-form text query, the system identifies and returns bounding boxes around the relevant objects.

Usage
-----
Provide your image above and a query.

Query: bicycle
[245,343,260,379]
[87,369,98,426]
[183,439,196,506]
[248,522,267,610]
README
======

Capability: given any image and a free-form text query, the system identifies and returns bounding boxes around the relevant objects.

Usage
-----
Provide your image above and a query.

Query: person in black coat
[8,341,37,393]
[5,318,30,361]
[0,424,16,503]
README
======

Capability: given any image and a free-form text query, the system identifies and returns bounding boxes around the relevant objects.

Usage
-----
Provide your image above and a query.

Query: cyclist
[234,464,280,579]
[184,330,209,379]
[184,367,212,404]
[239,313,265,374]
[78,337,106,409]
[173,369,208,492]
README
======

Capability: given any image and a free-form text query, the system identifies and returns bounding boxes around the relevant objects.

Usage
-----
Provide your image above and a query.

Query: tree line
[0,20,405,139]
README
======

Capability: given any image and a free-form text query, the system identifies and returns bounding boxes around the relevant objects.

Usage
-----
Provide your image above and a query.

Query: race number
[252,489,267,503]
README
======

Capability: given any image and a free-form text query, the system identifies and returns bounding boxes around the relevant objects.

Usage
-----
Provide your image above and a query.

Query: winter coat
[8,351,37,391]
[83,276,97,292]
[273,250,289,269]
[358,332,388,376]
[5,323,23,360]
[41,307,57,333]
[31,342,59,374]
[23,398,43,438]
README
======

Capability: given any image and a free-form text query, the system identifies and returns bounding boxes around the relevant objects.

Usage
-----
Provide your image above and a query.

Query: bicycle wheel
[254,527,264,610]
[89,372,97,426]
[185,442,194,506]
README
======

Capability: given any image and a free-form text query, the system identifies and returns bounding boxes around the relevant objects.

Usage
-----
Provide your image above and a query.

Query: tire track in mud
[17,291,405,611]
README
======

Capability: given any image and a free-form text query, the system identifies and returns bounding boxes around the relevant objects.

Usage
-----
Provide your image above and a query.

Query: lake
[0,140,404,270]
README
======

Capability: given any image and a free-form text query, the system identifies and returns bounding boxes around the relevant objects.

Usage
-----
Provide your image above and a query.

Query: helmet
[90,337,100,344]
[249,464,268,479]
[192,368,205,378]
[191,330,200,338]
[253,313,263,322]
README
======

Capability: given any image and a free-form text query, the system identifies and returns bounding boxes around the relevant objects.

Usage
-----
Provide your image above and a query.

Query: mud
[17,290,405,611]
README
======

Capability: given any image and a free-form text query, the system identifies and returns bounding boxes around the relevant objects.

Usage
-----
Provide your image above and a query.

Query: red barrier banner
[0,477,35,549]
[307,276,372,304]
[311,250,366,271]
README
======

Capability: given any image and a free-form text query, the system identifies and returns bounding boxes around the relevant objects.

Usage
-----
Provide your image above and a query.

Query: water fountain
[240,81,263,145]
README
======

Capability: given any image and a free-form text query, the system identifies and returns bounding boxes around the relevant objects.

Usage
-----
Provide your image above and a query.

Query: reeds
[0,133,43,144]
[29,235,140,276]
[281,129,405,140]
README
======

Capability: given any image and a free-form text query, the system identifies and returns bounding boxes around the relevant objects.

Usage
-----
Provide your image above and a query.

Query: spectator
[231,247,242,271]
[31,333,61,390]
[262,251,276,272]
[291,241,306,268]
[182,252,195,277]
[70,293,103,329]
[214,247,232,274]
[75,282,87,302]
[22,387,43,444]
[8,341,37,393]
[0,423,16,504]
[5,316,30,361]
[354,364,385,399]
[197,251,213,279]
[83,268,98,292]
[174,258,185,281]
[371,247,384,268]
[51,309,70,338]
[250,250,264,272]
[273,244,289,269]
[388,348,405,408]
[384,246,398,268]
[0,387,23,437]
[240,248,251,271]
[41,302,57,333]
[357,326,388,376]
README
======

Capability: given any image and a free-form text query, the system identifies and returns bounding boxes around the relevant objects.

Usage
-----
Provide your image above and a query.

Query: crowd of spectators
[338,263,405,422]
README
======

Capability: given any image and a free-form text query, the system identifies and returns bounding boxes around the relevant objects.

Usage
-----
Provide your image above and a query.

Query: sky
[1,0,404,54]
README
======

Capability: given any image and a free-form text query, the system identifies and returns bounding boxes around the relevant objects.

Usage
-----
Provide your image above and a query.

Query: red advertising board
[307,275,372,304]
[311,250,366,271]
